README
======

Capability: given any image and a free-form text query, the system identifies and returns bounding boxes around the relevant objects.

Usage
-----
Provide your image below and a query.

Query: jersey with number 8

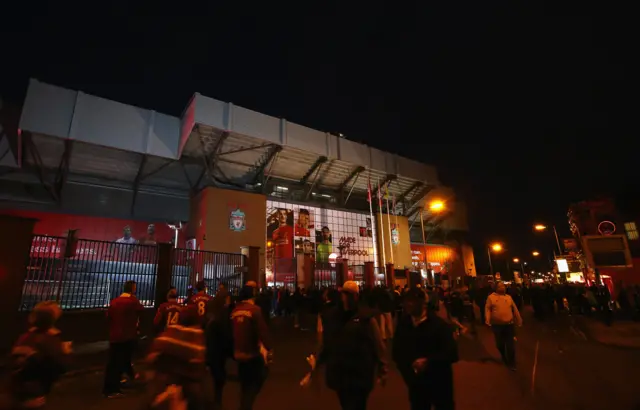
[190,293,212,318]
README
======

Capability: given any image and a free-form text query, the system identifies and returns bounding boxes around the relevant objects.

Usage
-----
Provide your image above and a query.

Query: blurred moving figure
[146,305,207,410]
[4,301,71,409]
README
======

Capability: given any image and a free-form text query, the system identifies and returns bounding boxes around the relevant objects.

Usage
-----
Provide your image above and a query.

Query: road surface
[45,311,640,410]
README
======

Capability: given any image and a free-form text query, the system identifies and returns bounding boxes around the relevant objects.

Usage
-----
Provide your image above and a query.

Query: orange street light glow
[513,258,520,263]
[532,251,540,256]
[429,200,445,212]
[490,243,503,252]
[534,224,546,231]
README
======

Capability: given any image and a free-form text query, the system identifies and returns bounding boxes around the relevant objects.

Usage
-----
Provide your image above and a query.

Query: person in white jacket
[485,282,522,370]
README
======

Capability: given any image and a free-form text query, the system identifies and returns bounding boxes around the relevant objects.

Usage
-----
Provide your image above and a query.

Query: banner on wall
[0,210,183,256]
[265,201,377,284]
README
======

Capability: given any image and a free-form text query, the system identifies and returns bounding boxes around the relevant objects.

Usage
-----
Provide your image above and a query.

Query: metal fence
[21,235,158,311]
[314,262,338,288]
[170,248,246,301]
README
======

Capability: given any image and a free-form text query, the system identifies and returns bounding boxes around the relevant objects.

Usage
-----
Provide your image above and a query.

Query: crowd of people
[8,276,626,410]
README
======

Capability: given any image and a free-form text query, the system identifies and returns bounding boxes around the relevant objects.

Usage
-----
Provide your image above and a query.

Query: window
[624,222,638,240]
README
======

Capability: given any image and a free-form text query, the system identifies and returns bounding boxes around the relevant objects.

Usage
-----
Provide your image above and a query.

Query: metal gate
[170,248,246,301]
[20,235,158,311]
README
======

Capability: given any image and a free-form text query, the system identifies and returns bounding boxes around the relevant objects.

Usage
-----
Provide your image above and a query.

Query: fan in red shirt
[103,280,144,398]
[154,289,183,333]
[189,280,212,326]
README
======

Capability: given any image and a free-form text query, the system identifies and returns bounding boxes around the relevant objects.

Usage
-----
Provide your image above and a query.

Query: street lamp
[533,224,562,255]
[512,258,520,263]
[488,242,503,278]
[429,200,445,212]
[532,251,540,257]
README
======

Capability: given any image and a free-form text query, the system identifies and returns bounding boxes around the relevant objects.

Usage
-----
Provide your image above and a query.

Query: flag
[377,181,383,208]
[367,178,372,203]
[384,182,389,200]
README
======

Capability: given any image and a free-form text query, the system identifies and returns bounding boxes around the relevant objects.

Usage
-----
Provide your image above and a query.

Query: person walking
[393,288,458,410]
[485,282,523,370]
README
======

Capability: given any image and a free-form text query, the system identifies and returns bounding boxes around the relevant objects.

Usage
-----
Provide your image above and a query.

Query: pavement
[41,311,640,410]
[575,316,640,349]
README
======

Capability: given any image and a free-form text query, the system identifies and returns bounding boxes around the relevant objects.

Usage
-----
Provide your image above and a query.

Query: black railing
[170,248,246,300]
[21,235,158,311]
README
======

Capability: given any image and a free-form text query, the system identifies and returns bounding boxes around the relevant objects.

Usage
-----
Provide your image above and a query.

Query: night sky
[1,3,634,272]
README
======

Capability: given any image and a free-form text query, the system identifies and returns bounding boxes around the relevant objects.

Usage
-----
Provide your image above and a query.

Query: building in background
[1,79,473,288]
[568,198,639,290]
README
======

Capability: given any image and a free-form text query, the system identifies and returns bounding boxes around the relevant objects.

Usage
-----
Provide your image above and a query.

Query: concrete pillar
[155,243,173,308]
[241,246,260,284]
[303,254,314,289]
[363,261,375,289]
[385,263,395,289]
[336,258,348,287]
[0,216,36,352]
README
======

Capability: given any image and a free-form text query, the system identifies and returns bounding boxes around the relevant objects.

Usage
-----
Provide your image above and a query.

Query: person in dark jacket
[306,281,387,410]
[393,288,458,410]
[205,287,233,409]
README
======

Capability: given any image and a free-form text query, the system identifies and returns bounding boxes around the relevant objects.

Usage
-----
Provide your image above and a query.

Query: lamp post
[534,224,562,255]
[513,257,525,276]
[488,243,503,279]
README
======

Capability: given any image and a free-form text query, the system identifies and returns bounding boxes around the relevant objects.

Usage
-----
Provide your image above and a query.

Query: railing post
[155,243,173,308]
[385,263,395,289]
[0,216,37,353]
[240,246,260,286]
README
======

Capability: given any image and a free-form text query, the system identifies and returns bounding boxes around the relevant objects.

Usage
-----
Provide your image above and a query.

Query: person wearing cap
[304,280,387,410]
[393,288,458,410]
[231,284,272,410]
[6,301,71,409]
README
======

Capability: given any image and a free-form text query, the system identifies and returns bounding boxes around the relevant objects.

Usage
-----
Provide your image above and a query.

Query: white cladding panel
[232,105,282,144]
[20,79,76,139]
[286,122,329,157]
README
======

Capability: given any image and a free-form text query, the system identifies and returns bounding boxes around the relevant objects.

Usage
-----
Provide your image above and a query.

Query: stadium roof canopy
[1,79,444,221]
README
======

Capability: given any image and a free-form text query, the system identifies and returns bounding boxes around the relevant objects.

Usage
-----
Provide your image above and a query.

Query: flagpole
[393,194,399,237]
[419,207,429,285]
[377,179,387,270]
[385,188,394,264]
[367,172,380,270]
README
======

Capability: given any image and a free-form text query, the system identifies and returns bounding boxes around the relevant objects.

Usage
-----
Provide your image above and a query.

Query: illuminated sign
[556,259,569,273]
[597,221,616,236]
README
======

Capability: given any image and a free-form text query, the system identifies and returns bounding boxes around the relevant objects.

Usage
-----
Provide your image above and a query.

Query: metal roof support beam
[23,132,57,202]
[337,166,365,192]
[398,181,423,204]
[300,156,328,186]
[250,144,282,186]
[404,185,435,216]
[218,143,275,156]
[130,154,148,216]
[304,160,326,201]
[198,130,229,186]
[372,174,397,199]
[341,167,365,206]
[54,139,74,202]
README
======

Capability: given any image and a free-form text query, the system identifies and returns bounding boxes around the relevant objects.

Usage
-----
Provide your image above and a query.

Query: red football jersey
[273,225,294,259]
[154,300,183,330]
[189,293,213,317]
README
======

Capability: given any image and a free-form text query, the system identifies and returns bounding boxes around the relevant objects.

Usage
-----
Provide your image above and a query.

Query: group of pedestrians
[3,278,528,410]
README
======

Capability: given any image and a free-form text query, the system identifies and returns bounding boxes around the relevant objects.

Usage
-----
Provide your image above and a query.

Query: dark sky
[1,2,636,270]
